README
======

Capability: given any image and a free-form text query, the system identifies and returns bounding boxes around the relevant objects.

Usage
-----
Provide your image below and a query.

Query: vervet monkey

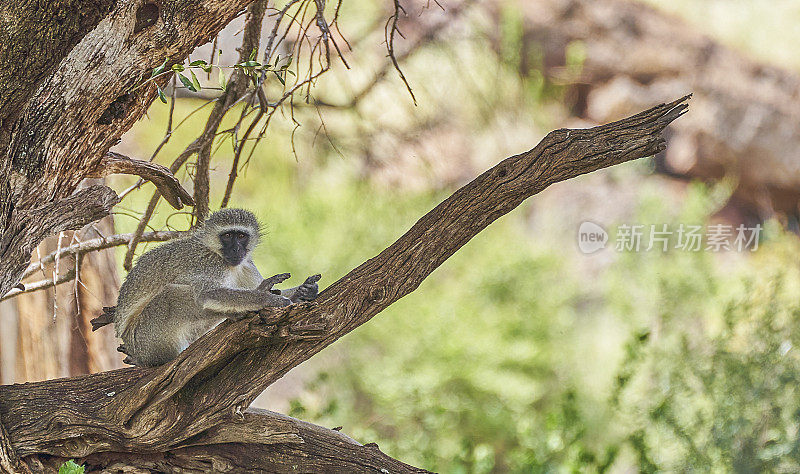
[109,208,320,366]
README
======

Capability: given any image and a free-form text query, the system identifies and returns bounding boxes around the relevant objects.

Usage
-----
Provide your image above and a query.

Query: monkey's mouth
[224,256,245,266]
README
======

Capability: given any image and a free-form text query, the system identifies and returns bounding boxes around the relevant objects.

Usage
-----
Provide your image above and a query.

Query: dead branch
[89,152,194,209]
[0,268,75,303]
[0,97,688,471]
[21,231,184,281]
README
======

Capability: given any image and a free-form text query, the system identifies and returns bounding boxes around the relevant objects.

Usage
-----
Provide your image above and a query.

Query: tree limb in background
[0,96,689,471]
[498,0,800,222]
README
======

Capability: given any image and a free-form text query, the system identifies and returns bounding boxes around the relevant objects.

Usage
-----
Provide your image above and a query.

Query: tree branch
[0,267,76,303]
[0,97,689,470]
[25,409,428,473]
[192,0,269,224]
[89,152,194,210]
[0,230,184,302]
[21,231,185,281]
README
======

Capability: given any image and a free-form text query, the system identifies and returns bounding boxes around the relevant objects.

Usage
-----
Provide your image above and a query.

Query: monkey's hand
[257,274,293,308]
[258,273,291,294]
[290,274,321,303]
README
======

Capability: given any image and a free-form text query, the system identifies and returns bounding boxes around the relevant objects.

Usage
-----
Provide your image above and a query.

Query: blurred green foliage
[282,176,800,472]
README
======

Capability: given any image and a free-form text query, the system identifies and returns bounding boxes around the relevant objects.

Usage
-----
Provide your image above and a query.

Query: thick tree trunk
[0,97,689,472]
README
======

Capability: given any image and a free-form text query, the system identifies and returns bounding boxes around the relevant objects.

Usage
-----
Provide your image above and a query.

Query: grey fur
[113,208,318,366]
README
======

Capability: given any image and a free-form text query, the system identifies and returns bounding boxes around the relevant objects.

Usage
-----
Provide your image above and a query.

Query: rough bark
[0,97,689,471]
[0,0,115,151]
[495,0,800,221]
[0,0,262,298]
[0,413,30,474]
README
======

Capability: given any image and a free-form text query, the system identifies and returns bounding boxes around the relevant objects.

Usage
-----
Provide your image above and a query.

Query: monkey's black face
[219,230,250,266]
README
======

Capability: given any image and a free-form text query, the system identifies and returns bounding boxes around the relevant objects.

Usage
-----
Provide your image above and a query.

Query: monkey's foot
[117,344,144,366]
[290,274,321,303]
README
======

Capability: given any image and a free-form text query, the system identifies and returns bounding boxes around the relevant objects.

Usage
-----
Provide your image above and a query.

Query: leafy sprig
[135,51,295,102]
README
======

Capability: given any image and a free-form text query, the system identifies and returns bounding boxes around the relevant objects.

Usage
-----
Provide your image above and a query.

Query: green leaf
[189,59,207,67]
[201,64,213,73]
[218,69,227,91]
[156,85,167,104]
[58,460,85,474]
[249,47,257,61]
[190,70,201,91]
[273,70,285,85]
[171,64,185,72]
[152,58,168,77]
[236,60,261,69]
[178,73,197,92]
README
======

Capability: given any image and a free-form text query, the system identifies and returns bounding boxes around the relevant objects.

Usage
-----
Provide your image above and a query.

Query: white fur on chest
[222,262,259,289]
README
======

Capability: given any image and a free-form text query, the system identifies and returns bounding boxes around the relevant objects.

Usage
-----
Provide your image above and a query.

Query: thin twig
[53,231,65,320]
[386,0,417,105]
[23,231,184,281]
[2,268,76,303]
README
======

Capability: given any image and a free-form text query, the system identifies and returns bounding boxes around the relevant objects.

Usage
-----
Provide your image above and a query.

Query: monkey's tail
[90,306,116,331]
